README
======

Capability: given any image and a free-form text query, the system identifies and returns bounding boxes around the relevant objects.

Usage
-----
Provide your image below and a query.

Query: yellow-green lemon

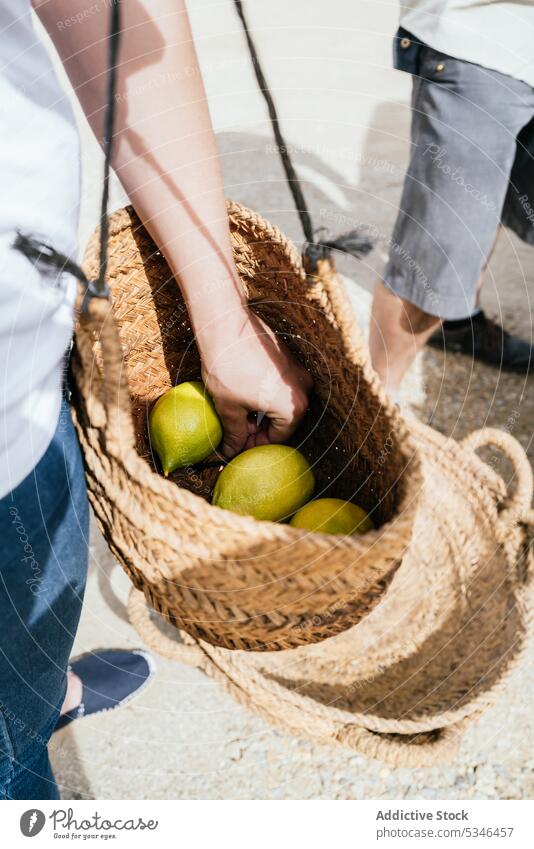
[212,444,315,522]
[149,381,222,475]
[290,497,374,536]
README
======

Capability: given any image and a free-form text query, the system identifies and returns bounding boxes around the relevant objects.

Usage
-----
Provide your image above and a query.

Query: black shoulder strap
[233,0,372,269]
[14,0,122,310]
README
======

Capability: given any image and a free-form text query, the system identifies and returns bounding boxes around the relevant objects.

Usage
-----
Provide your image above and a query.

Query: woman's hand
[198,306,313,458]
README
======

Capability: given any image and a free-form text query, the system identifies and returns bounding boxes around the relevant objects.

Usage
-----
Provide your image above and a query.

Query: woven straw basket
[74,201,534,766]
[128,418,534,767]
[73,203,424,652]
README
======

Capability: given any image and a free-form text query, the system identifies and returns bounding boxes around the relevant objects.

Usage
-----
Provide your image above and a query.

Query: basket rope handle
[461,428,534,526]
[127,587,205,668]
[128,585,465,767]
[83,297,136,451]
[334,721,466,767]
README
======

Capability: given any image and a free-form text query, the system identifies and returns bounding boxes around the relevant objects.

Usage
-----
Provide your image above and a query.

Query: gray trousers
[384,44,534,319]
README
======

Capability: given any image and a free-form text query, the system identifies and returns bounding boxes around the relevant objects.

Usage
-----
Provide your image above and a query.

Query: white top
[0,1,80,497]
[400,0,534,87]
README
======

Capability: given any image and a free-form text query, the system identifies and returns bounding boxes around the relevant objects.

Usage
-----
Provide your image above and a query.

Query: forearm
[34,0,246,335]
[35,0,311,453]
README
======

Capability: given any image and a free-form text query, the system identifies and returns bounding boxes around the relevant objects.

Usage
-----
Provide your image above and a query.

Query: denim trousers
[0,399,89,799]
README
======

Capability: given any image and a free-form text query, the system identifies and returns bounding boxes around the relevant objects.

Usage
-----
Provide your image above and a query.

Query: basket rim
[109,425,421,552]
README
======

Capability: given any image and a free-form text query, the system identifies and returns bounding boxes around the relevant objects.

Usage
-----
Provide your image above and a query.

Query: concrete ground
[44,0,533,798]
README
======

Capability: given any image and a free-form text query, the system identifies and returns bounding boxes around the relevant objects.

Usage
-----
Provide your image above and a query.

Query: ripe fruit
[212,444,315,522]
[290,497,374,536]
[149,381,222,475]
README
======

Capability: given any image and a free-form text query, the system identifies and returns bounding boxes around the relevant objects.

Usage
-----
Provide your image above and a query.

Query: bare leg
[60,670,82,715]
[370,228,501,396]
[474,227,500,308]
[369,280,441,399]
[474,269,484,308]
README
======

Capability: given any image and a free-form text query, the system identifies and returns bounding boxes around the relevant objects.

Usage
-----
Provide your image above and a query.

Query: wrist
[190,288,250,355]
[171,263,247,322]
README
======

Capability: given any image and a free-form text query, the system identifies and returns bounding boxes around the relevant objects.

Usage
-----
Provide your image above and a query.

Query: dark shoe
[428,310,533,373]
[55,649,156,731]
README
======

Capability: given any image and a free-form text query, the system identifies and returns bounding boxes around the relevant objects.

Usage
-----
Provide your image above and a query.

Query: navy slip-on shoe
[428,310,533,374]
[55,649,156,732]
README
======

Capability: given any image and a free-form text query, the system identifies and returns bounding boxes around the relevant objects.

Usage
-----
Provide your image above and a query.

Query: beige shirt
[400,1,534,86]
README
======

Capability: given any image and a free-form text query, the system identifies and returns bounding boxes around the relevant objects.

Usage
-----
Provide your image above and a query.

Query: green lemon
[212,444,315,522]
[290,497,374,536]
[149,381,222,475]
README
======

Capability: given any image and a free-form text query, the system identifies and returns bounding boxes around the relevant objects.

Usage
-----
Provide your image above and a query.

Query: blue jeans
[0,399,89,799]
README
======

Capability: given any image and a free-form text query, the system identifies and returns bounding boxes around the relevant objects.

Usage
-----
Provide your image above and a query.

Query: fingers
[265,383,310,445]
[217,404,250,458]
[252,429,270,447]
[246,412,259,435]
[265,415,299,445]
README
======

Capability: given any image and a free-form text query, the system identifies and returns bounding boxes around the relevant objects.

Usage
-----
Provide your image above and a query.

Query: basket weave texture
[128,419,534,767]
[73,203,423,651]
